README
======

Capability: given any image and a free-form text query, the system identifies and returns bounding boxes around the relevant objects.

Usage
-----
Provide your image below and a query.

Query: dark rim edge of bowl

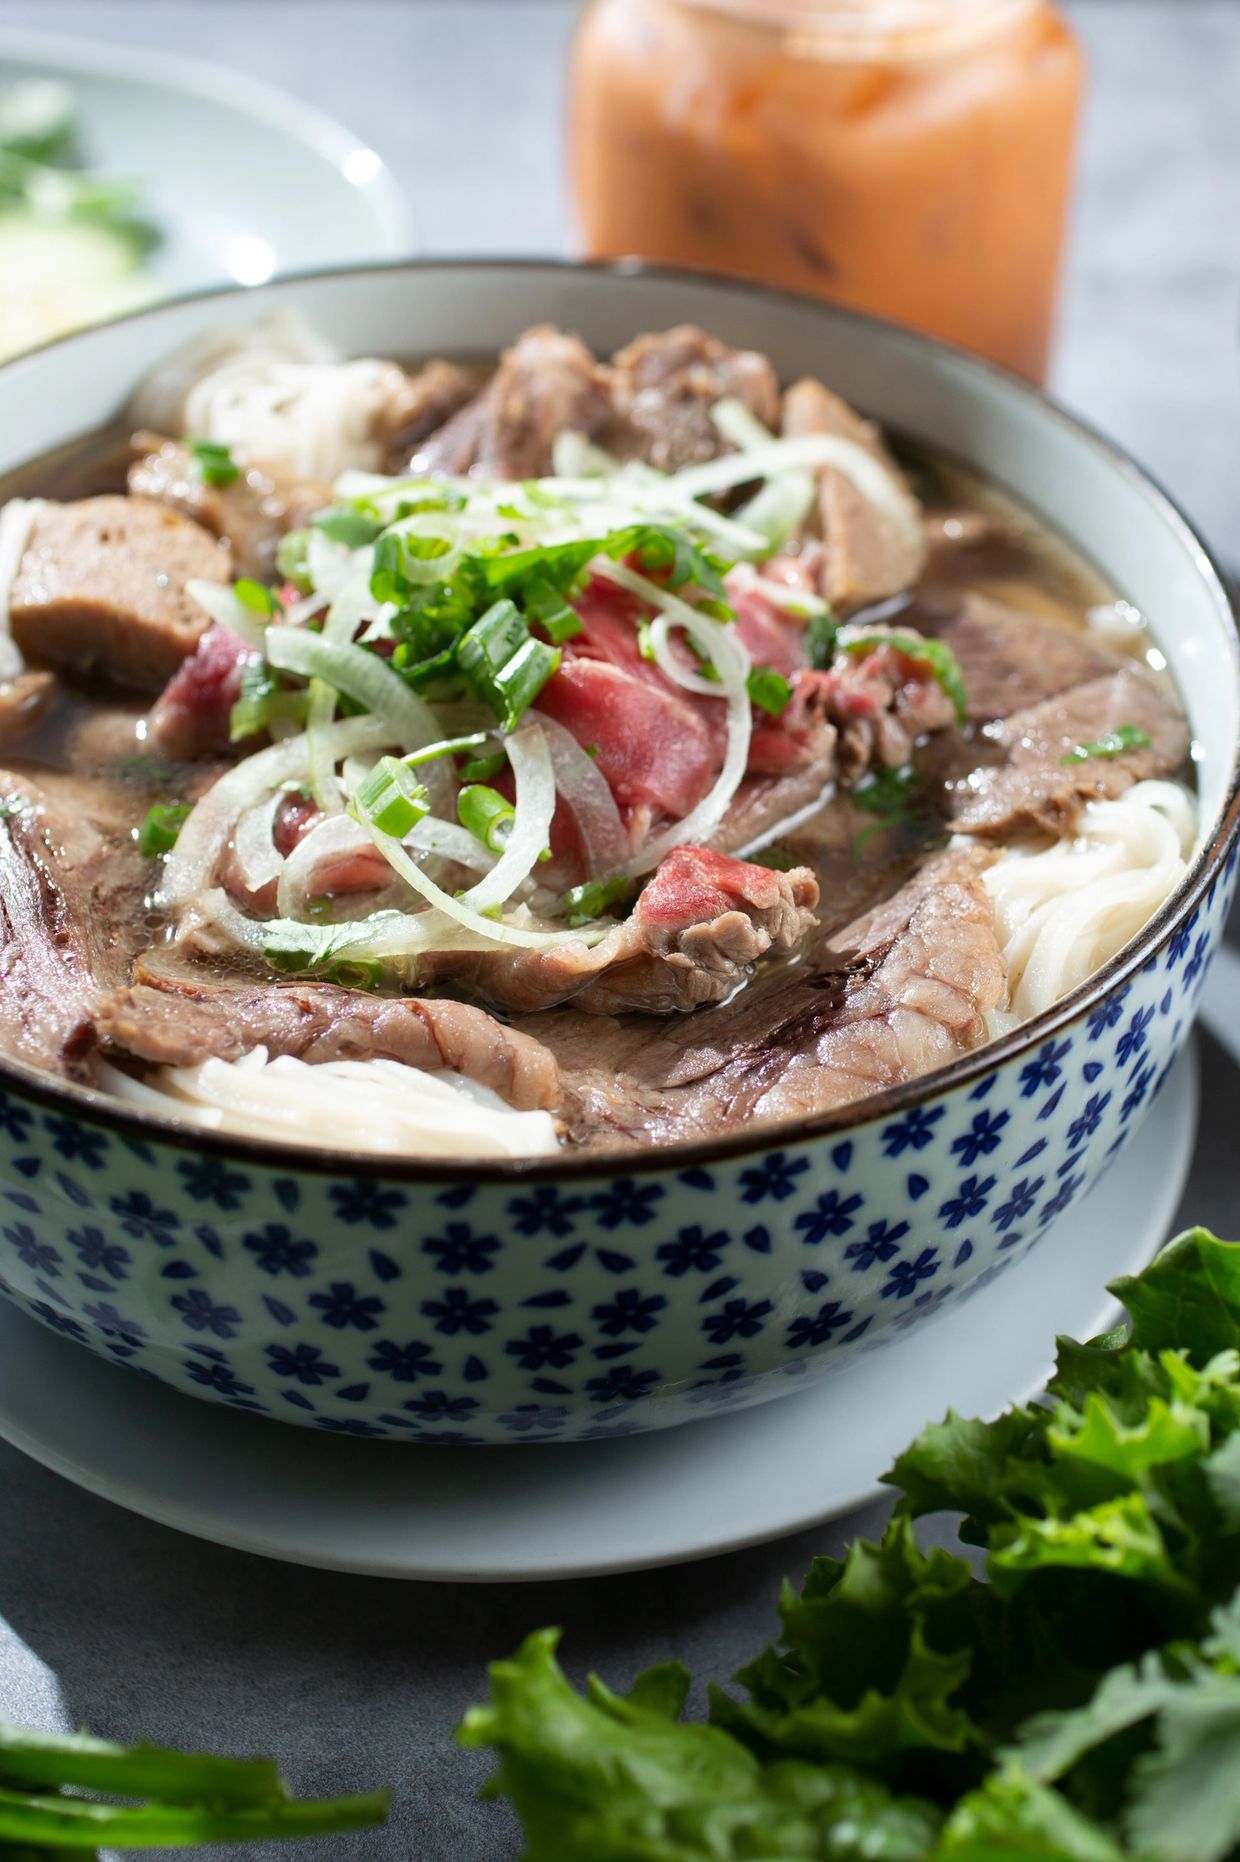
[0,255,1235,1184]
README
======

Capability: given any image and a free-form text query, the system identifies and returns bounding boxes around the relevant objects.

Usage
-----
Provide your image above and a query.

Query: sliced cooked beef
[95,952,561,1113]
[534,845,1004,1146]
[0,669,57,739]
[381,360,480,471]
[10,496,227,692]
[417,326,615,479]
[0,771,150,1077]
[952,665,1191,838]
[127,435,330,581]
[607,325,781,472]
[922,593,1124,723]
[717,636,958,852]
[149,625,258,760]
[422,846,819,1015]
[782,378,926,608]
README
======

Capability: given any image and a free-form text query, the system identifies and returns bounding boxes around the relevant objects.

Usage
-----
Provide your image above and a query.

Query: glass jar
[570,0,1084,381]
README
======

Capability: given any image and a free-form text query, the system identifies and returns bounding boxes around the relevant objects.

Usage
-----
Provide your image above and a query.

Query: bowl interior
[0,260,1234,1178]
[1,260,1233,828]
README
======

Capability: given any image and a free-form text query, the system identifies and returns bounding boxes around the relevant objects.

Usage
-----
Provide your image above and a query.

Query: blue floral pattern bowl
[0,262,1235,1443]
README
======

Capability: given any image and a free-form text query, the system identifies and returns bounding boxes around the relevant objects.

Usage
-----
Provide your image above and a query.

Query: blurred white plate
[0,1054,1197,1582]
[0,28,414,299]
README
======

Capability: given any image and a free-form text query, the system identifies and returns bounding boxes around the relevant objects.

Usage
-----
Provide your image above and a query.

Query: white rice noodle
[129,311,403,481]
[0,497,43,680]
[591,558,753,880]
[462,724,556,913]
[981,779,1197,1023]
[533,712,628,875]
[99,1050,559,1160]
[160,716,394,910]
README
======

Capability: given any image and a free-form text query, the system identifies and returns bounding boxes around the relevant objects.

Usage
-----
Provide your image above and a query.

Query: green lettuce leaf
[458,1628,941,1861]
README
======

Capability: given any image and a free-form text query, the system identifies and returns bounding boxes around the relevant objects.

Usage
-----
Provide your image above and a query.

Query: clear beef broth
[0,390,1193,1153]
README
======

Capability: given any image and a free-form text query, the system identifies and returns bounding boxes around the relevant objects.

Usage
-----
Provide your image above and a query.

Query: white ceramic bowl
[0,262,1233,1444]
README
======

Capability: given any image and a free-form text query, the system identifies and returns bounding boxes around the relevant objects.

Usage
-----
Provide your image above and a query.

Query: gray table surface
[0,2,1237,1857]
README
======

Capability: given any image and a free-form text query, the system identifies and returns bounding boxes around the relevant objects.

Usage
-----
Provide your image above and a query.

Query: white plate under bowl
[0,29,414,297]
[0,1054,1198,1582]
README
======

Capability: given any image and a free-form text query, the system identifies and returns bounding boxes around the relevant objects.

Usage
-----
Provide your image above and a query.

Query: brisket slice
[128,434,330,582]
[606,326,781,472]
[413,323,782,481]
[951,665,1190,838]
[10,496,228,692]
[95,952,562,1114]
[921,593,1125,724]
[0,771,150,1077]
[420,846,819,1015]
[381,360,479,472]
[531,845,1005,1147]
[416,327,616,479]
[781,378,926,609]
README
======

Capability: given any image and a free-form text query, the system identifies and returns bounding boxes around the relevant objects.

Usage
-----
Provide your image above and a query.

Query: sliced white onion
[276,811,368,920]
[186,579,269,652]
[160,716,393,910]
[265,625,451,812]
[0,497,43,680]
[362,821,605,950]
[671,433,918,548]
[532,712,627,876]
[232,793,285,895]
[463,724,556,913]
[406,816,497,872]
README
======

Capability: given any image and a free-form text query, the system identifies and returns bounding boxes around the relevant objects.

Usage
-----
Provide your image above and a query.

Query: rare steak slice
[420,845,819,1015]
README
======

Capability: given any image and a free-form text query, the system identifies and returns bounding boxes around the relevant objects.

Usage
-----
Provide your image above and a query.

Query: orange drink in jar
[570,0,1084,381]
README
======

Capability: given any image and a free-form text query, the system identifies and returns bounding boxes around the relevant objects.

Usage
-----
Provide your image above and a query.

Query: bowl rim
[0,254,1235,1184]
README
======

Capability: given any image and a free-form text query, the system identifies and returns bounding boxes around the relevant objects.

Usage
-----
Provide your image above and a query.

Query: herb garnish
[462,1226,1240,1862]
[0,1721,386,1849]
[1061,722,1153,765]
[746,666,793,716]
[841,629,969,724]
[851,763,923,857]
[561,873,638,927]
[187,438,239,488]
[137,801,190,857]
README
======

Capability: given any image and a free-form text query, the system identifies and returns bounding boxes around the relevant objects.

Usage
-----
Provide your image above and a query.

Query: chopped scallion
[1060,723,1153,765]
[313,504,384,549]
[458,749,508,783]
[356,757,431,838]
[458,784,516,854]
[137,801,190,857]
[188,438,239,488]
